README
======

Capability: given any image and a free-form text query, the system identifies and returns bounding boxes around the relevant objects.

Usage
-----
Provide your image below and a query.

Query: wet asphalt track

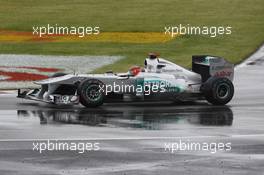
[0,48,264,174]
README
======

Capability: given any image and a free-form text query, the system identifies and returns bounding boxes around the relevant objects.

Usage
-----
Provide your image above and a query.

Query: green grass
[0,0,264,72]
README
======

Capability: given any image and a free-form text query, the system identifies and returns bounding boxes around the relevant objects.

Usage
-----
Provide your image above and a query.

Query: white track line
[0,134,263,142]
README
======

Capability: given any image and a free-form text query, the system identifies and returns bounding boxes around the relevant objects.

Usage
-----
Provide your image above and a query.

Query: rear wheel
[201,77,234,105]
[77,79,105,107]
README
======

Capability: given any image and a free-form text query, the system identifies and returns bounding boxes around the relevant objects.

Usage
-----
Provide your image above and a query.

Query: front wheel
[201,77,234,105]
[77,79,105,107]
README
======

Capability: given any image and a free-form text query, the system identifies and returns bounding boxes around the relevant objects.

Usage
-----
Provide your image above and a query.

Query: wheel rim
[216,83,230,99]
[85,84,102,101]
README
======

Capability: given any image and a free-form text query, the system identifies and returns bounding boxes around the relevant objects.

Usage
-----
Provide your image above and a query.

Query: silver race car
[17,55,234,107]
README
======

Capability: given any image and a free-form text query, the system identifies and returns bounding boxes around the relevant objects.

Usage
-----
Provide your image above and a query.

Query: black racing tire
[201,77,234,105]
[77,79,105,108]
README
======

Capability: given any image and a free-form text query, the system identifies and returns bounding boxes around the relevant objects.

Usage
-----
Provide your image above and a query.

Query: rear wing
[192,55,234,82]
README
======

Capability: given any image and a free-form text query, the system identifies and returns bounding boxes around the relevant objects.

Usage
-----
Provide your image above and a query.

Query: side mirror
[117,76,129,80]
[157,64,166,69]
[105,70,114,74]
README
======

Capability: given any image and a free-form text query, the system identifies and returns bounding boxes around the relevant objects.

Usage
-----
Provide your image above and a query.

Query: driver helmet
[148,52,159,59]
[129,66,141,76]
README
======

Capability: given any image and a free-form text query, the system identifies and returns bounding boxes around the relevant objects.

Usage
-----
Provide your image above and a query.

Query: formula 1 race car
[17,55,234,107]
